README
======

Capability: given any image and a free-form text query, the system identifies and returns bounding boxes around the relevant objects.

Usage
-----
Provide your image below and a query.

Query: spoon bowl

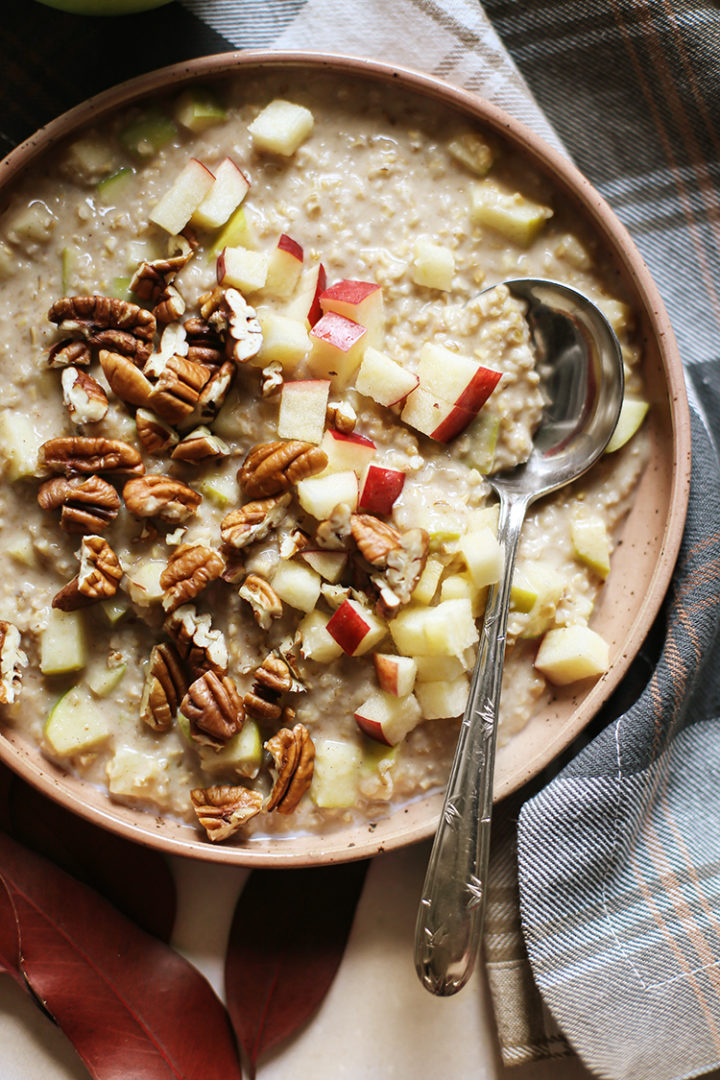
[414,277,625,996]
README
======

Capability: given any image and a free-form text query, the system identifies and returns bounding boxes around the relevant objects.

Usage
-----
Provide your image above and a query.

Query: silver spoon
[414,277,625,996]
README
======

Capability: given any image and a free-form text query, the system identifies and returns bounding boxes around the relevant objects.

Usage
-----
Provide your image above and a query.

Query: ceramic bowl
[0,52,691,865]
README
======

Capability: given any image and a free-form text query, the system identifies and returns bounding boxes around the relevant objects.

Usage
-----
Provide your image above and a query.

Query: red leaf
[0,830,243,1080]
[6,773,176,942]
[225,861,369,1076]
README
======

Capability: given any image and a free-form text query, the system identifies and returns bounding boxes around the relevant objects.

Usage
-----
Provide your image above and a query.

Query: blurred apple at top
[34,0,172,15]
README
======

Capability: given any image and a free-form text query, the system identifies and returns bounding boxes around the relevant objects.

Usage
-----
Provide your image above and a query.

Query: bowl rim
[0,49,691,866]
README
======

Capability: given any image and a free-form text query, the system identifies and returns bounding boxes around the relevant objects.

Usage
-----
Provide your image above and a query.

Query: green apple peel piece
[40,609,87,676]
[605,398,649,453]
[118,110,177,158]
[174,87,227,132]
[44,685,111,757]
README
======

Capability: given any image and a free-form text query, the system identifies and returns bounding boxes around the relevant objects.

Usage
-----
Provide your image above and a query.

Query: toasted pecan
[37,475,120,534]
[181,670,244,748]
[220,493,291,550]
[190,784,264,842]
[61,367,108,424]
[139,641,188,732]
[160,543,225,613]
[135,409,179,456]
[123,475,201,523]
[99,349,153,408]
[239,440,327,499]
[53,535,123,611]
[265,722,315,814]
[148,355,211,425]
[40,436,144,478]
[238,573,283,631]
[164,604,228,679]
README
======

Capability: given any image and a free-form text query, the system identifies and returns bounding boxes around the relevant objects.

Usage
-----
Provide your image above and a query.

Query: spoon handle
[414,490,530,995]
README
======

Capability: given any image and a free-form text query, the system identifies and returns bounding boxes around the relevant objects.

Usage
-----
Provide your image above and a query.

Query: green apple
[605,398,649,453]
[40,609,87,676]
[44,686,111,757]
[534,625,609,685]
[35,0,172,14]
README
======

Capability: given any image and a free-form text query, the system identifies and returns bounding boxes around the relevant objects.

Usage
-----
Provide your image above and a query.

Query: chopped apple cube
[191,157,249,229]
[571,511,611,578]
[401,385,477,442]
[210,205,257,256]
[439,572,487,618]
[44,685,111,757]
[389,598,478,657]
[535,625,610,685]
[470,181,553,246]
[149,157,215,235]
[197,720,263,779]
[411,238,455,291]
[286,263,327,327]
[106,746,164,798]
[605,397,649,453]
[320,279,384,348]
[263,234,304,298]
[256,312,310,370]
[354,346,419,407]
[40,608,86,676]
[100,597,130,626]
[319,428,376,476]
[418,342,502,412]
[309,311,368,388]
[297,610,344,662]
[85,658,127,698]
[447,132,494,175]
[415,674,470,719]
[118,109,177,158]
[311,737,362,808]
[510,567,538,614]
[517,563,566,639]
[466,504,500,534]
[458,526,503,588]
[270,560,321,613]
[373,653,418,697]
[296,469,359,519]
[354,690,422,746]
[300,549,347,583]
[326,598,387,656]
[124,559,166,607]
[196,472,237,509]
[411,557,444,606]
[249,99,314,156]
[174,86,227,132]
[0,411,43,481]
[414,654,465,683]
[216,245,269,292]
[277,379,330,444]
[358,464,405,515]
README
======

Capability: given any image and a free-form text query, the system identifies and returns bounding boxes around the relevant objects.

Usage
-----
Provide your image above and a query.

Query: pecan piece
[220,493,291,550]
[164,604,228,678]
[255,651,304,695]
[48,295,155,364]
[135,409,179,456]
[40,436,144,478]
[48,339,92,368]
[61,367,109,424]
[148,355,211,425]
[350,514,402,567]
[183,316,225,368]
[385,527,430,606]
[123,475,201,523]
[180,670,244,748]
[238,573,283,631]
[0,621,28,706]
[239,440,328,499]
[130,254,190,306]
[139,641,188,732]
[243,688,283,722]
[224,289,263,363]
[53,535,123,611]
[315,502,353,550]
[37,475,120,534]
[99,349,153,408]
[191,784,264,842]
[143,322,189,379]
[153,285,186,326]
[326,400,357,434]
[160,543,225,613]
[170,426,230,464]
[265,723,315,814]
[260,361,283,399]
[195,360,236,423]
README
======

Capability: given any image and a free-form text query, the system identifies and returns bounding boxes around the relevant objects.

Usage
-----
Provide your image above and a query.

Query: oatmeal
[0,72,649,843]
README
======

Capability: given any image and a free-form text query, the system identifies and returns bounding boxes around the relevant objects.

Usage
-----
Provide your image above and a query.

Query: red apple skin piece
[308,264,328,327]
[328,430,376,451]
[326,599,370,655]
[277,233,303,261]
[358,464,405,515]
[310,311,367,353]
[454,366,503,411]
[354,712,393,747]
[321,280,380,307]
[373,653,412,697]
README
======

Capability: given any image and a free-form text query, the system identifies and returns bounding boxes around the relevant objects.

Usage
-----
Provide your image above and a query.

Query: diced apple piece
[358,464,405,515]
[411,239,455,291]
[300,549,347,583]
[286,263,327,327]
[7,536,36,568]
[149,157,215,235]
[210,205,257,257]
[461,410,500,474]
[401,385,477,442]
[458,526,503,588]
[216,245,269,292]
[411,557,444,606]
[309,312,368,388]
[40,609,86,676]
[0,411,43,481]
[418,342,502,412]
[354,690,422,746]
[191,157,249,229]
[415,674,470,720]
[571,511,611,578]
[326,598,387,657]
[249,99,314,156]
[100,597,130,626]
[106,746,164,798]
[263,234,304,298]
[439,572,487,618]
[44,685,111,757]
[470,181,553,247]
[174,87,226,132]
[118,109,177,158]
[85,658,127,697]
[320,279,384,348]
[354,346,419,407]
[319,428,376,476]
[124,559,166,607]
[373,654,417,697]
[466,504,500,534]
[311,737,362,808]
[296,470,359,519]
[277,379,330,444]
[510,568,538,614]
[414,503,467,549]
[447,132,494,175]
[255,312,310,370]
[414,654,465,683]
[196,472,237,509]
[297,610,344,662]
[535,625,610,685]
[389,598,478,657]
[270,560,321,613]
[197,720,262,779]
[605,398,649,453]
[518,563,566,639]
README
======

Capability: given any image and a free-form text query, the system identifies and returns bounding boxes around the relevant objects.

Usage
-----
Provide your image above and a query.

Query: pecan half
[37,475,120,533]
[153,285,186,325]
[265,723,315,814]
[170,426,230,464]
[220,493,291,550]
[350,514,402,567]
[53,535,123,611]
[139,641,188,732]
[48,295,155,364]
[0,621,28,706]
[123,475,201,523]
[238,573,283,631]
[326,400,357,434]
[190,784,264,842]
[255,651,304,695]
[61,367,109,424]
[243,688,283,722]
[183,316,225,368]
[148,355,211,425]
[40,436,144,478]
[195,360,235,423]
[99,349,153,408]
[160,543,225,613]
[135,409,179,456]
[130,254,190,306]
[239,441,328,499]
[224,289,263,363]
[164,604,228,678]
[180,670,244,748]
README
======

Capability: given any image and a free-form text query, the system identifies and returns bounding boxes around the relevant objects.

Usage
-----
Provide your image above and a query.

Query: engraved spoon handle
[414,488,530,995]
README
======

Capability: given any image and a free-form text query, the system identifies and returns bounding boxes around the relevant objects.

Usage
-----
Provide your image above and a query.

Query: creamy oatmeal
[0,72,649,843]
